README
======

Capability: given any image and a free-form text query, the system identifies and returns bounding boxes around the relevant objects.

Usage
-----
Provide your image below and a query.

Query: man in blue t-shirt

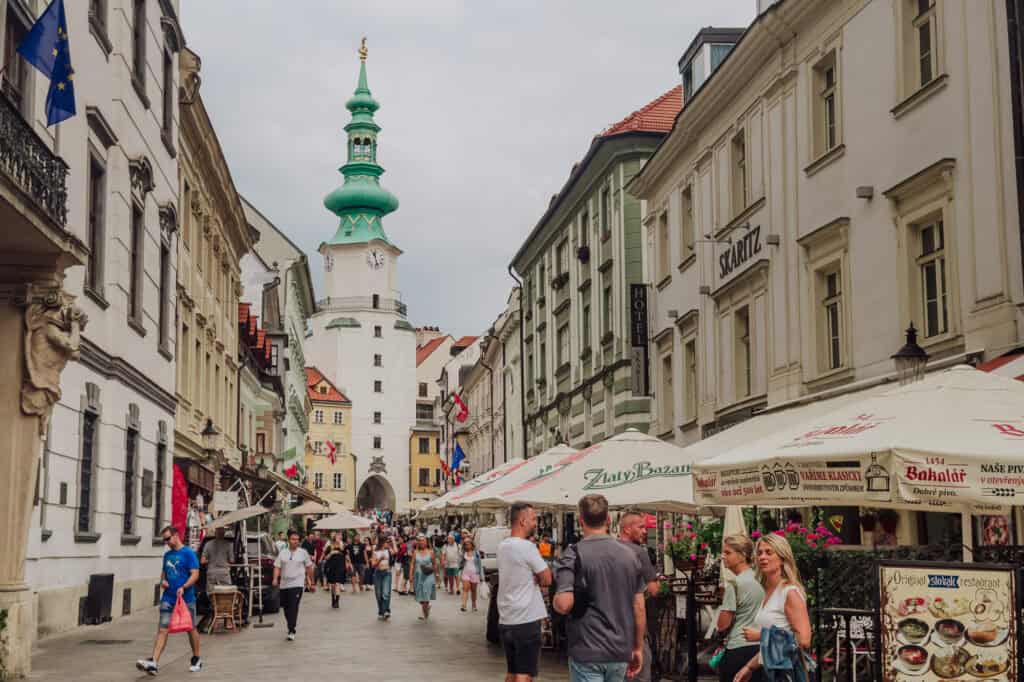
[136,525,202,675]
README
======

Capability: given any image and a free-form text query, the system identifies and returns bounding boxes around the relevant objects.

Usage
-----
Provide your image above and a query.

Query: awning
[174,458,216,494]
[207,504,270,531]
[267,470,324,504]
[979,352,1024,381]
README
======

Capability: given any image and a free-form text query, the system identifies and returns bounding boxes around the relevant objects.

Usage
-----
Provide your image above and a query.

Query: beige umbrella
[207,504,269,530]
[443,445,578,511]
[720,506,748,581]
[421,457,529,512]
[315,512,374,530]
[289,500,347,515]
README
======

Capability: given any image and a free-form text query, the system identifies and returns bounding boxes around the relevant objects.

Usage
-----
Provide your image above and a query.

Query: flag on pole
[284,463,298,480]
[451,443,466,473]
[325,440,337,466]
[453,393,469,423]
[17,0,76,126]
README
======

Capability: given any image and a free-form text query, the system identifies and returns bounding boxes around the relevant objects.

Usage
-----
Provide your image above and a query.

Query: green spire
[324,38,399,246]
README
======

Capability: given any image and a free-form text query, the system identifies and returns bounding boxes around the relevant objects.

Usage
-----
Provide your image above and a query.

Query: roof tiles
[305,367,350,403]
[600,85,682,138]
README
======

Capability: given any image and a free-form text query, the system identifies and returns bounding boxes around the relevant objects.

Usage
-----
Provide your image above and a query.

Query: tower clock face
[366,249,385,270]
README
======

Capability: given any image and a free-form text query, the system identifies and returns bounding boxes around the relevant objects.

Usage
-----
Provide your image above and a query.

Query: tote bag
[167,595,193,634]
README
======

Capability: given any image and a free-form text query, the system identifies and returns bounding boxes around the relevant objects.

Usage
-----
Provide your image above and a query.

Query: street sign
[212,490,237,513]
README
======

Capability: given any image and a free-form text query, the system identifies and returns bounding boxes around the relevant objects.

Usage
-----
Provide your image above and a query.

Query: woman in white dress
[734,534,811,682]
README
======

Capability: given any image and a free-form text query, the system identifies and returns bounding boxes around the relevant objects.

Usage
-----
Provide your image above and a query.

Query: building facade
[304,45,416,512]
[174,46,254,521]
[411,331,453,501]
[438,336,480,479]
[634,0,1024,544]
[510,88,680,456]
[304,367,355,509]
[15,0,185,656]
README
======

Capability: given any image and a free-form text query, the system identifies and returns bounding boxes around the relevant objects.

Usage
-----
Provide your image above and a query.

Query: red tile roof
[600,85,682,138]
[416,336,448,367]
[305,367,350,403]
[453,335,478,349]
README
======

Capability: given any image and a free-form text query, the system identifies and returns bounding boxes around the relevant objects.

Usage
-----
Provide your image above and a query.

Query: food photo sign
[879,561,1018,681]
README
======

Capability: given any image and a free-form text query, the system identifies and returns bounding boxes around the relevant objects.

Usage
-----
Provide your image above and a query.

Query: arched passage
[356,474,396,511]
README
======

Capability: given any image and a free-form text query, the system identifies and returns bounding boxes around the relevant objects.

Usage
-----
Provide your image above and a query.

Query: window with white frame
[332,473,344,490]
[556,323,569,368]
[602,285,612,335]
[683,338,698,422]
[313,440,323,454]
[373,353,382,367]
[916,218,948,338]
[373,380,382,393]
[657,339,673,431]
[734,306,751,399]
[813,50,840,158]
[557,240,568,276]
[579,209,590,249]
[680,185,695,261]
[333,411,343,425]
[897,0,942,103]
[600,187,611,238]
[418,468,430,486]
[373,436,382,449]
[821,267,843,370]
[314,472,323,489]
[731,130,747,217]
[914,0,937,88]
[657,211,670,281]
[373,411,382,424]
[314,409,324,424]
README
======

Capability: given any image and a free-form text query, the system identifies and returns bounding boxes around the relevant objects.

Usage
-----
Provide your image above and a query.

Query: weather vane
[359,37,368,62]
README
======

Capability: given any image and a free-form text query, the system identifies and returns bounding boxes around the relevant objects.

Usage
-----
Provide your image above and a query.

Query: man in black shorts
[497,502,553,681]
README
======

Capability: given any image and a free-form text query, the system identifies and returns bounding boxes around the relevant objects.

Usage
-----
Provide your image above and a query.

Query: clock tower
[306,40,416,512]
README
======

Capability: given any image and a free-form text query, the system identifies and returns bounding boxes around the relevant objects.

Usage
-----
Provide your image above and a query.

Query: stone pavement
[29,585,572,681]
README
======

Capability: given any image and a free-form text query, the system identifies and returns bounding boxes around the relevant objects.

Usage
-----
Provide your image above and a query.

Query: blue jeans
[373,570,392,615]
[569,659,628,682]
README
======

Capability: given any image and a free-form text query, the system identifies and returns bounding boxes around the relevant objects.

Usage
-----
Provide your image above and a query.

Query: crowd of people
[135,502,813,682]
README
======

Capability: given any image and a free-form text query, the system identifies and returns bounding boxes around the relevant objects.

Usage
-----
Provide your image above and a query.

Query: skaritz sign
[719,226,762,279]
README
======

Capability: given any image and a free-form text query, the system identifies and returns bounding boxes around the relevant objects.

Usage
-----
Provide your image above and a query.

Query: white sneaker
[189,657,202,673]
[136,659,158,675]
[287,632,296,641]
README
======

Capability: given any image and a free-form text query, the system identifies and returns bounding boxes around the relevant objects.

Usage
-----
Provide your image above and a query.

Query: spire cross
[359,37,368,62]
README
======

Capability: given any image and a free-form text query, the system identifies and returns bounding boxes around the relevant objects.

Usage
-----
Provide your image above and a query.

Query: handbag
[420,563,434,576]
[167,595,193,634]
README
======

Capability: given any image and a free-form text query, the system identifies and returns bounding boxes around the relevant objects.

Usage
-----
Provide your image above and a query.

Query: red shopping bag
[167,594,193,633]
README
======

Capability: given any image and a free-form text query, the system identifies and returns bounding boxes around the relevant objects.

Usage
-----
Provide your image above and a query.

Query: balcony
[316,295,407,317]
[0,93,77,266]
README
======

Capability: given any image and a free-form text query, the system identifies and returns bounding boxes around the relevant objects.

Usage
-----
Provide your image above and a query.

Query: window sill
[158,344,173,362]
[536,320,547,333]
[677,253,696,274]
[804,143,846,178]
[128,317,147,338]
[75,531,101,544]
[656,274,672,291]
[132,75,150,109]
[536,296,546,309]
[121,534,142,546]
[678,416,698,431]
[600,331,614,347]
[161,128,176,158]
[555,362,571,378]
[891,74,948,120]
[598,258,613,273]
[715,196,766,240]
[601,231,611,243]
[552,298,571,316]
[804,365,855,393]
[579,347,592,361]
[657,428,675,440]
[83,286,110,310]
[89,16,112,57]
[41,529,53,542]
[578,278,592,292]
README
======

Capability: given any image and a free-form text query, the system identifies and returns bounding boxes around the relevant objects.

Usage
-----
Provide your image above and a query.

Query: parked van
[473,525,510,575]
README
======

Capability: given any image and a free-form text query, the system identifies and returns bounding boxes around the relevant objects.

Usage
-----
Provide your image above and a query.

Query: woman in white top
[370,537,394,620]
[735,534,811,682]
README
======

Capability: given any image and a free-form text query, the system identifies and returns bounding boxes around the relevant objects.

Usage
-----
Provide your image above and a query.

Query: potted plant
[878,509,900,534]
[859,510,878,532]
[667,523,707,572]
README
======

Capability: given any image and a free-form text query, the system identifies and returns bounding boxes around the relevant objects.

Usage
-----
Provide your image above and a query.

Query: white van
[473,526,510,575]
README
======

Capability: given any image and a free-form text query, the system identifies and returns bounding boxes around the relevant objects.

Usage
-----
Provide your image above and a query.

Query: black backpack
[569,543,591,619]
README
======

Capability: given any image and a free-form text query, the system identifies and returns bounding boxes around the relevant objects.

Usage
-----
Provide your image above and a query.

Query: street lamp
[891,322,929,385]
[201,419,221,465]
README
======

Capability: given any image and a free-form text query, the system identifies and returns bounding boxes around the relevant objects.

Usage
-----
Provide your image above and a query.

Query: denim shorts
[158,600,196,629]
[569,659,629,682]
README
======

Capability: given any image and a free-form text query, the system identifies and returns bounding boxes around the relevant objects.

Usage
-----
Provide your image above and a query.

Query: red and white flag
[453,393,469,423]
[325,439,337,466]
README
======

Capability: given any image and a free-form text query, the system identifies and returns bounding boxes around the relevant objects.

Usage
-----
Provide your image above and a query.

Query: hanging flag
[453,470,462,487]
[451,442,467,474]
[325,440,337,466]
[440,456,450,478]
[284,463,298,480]
[17,0,76,126]
[453,393,469,423]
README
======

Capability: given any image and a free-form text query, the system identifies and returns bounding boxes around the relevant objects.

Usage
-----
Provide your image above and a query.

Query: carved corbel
[129,157,155,196]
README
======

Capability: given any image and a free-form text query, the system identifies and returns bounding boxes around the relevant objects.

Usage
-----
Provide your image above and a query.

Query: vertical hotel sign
[878,560,1018,681]
[630,284,649,395]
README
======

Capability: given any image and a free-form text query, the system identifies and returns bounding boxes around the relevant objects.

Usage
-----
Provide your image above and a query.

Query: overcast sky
[180,0,755,337]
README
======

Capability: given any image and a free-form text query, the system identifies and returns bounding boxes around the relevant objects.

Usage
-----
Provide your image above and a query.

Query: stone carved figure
[21,289,87,435]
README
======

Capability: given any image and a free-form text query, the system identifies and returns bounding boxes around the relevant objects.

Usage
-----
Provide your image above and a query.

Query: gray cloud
[180,0,754,335]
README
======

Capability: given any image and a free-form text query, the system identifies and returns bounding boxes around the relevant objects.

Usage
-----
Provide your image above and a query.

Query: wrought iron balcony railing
[316,295,407,317]
[0,93,68,227]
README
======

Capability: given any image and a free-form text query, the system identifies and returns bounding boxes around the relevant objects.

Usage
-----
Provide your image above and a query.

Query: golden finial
[359,37,368,62]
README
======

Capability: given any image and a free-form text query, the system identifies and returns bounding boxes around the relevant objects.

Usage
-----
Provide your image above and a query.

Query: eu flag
[451,443,467,473]
[17,0,75,126]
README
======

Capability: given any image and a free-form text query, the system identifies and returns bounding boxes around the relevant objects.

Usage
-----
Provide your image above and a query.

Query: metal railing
[0,93,68,227]
[316,296,407,317]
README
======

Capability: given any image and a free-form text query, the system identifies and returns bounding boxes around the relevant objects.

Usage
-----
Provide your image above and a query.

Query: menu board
[879,561,1017,681]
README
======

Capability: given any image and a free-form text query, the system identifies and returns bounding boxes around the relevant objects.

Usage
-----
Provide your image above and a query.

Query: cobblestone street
[29,587,571,681]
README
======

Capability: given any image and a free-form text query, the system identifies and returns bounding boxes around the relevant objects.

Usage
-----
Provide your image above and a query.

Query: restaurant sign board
[878,560,1018,681]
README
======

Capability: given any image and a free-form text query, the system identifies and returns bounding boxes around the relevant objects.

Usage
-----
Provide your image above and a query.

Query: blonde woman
[735,534,812,682]
[409,535,440,621]
[717,534,764,682]
[458,538,483,612]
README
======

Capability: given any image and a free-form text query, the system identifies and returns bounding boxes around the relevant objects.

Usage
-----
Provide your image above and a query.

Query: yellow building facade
[304,367,355,508]
[410,430,442,498]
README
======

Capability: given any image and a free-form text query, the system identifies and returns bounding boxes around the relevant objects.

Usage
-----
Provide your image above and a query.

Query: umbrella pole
[252,513,273,628]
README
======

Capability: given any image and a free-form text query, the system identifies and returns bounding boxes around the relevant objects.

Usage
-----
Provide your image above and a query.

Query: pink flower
[798,527,810,535]
[773,530,786,537]
[689,553,697,561]
[806,534,819,541]
[807,541,817,549]
[827,537,841,545]
[750,530,762,539]
[663,521,672,529]
[673,534,681,542]
[700,543,708,550]
[686,523,693,530]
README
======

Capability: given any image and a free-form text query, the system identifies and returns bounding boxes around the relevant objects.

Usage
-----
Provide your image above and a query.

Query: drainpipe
[1007,0,1024,294]
[481,355,495,471]
[500,341,509,464]
[507,265,527,459]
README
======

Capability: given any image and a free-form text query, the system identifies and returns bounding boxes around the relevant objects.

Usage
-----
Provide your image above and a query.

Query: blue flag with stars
[17,0,75,126]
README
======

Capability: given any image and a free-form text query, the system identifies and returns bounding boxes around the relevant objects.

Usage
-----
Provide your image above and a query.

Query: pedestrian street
[28,587,571,682]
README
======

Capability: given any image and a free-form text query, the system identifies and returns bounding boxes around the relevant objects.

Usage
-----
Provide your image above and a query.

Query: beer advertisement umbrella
[421,457,528,514]
[436,445,579,512]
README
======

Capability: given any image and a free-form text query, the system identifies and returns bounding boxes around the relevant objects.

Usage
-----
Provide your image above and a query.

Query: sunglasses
[162,535,173,544]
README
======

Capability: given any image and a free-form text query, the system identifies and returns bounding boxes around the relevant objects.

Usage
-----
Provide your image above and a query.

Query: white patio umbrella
[289,500,347,515]
[443,445,579,511]
[421,457,528,513]
[692,365,1022,512]
[207,504,269,530]
[472,432,700,513]
[315,512,374,530]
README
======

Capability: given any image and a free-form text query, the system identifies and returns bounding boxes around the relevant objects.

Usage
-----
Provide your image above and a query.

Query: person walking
[459,538,483,612]
[497,502,553,682]
[617,512,662,682]
[273,530,315,641]
[410,535,440,621]
[394,535,409,595]
[347,532,367,594]
[274,531,287,554]
[362,535,375,592]
[322,538,350,609]
[371,536,394,620]
[442,534,462,595]
[714,535,764,682]
[136,525,202,675]
[734,534,812,682]
[553,495,646,682]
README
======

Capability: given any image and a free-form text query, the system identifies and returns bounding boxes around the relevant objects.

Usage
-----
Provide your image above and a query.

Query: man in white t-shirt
[272,529,314,641]
[497,502,553,682]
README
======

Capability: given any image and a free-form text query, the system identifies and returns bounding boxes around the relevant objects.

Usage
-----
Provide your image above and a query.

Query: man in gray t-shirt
[554,495,645,682]
[618,513,662,682]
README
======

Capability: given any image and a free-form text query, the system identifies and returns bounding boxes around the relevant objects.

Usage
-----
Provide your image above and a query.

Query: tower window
[374,325,382,338]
